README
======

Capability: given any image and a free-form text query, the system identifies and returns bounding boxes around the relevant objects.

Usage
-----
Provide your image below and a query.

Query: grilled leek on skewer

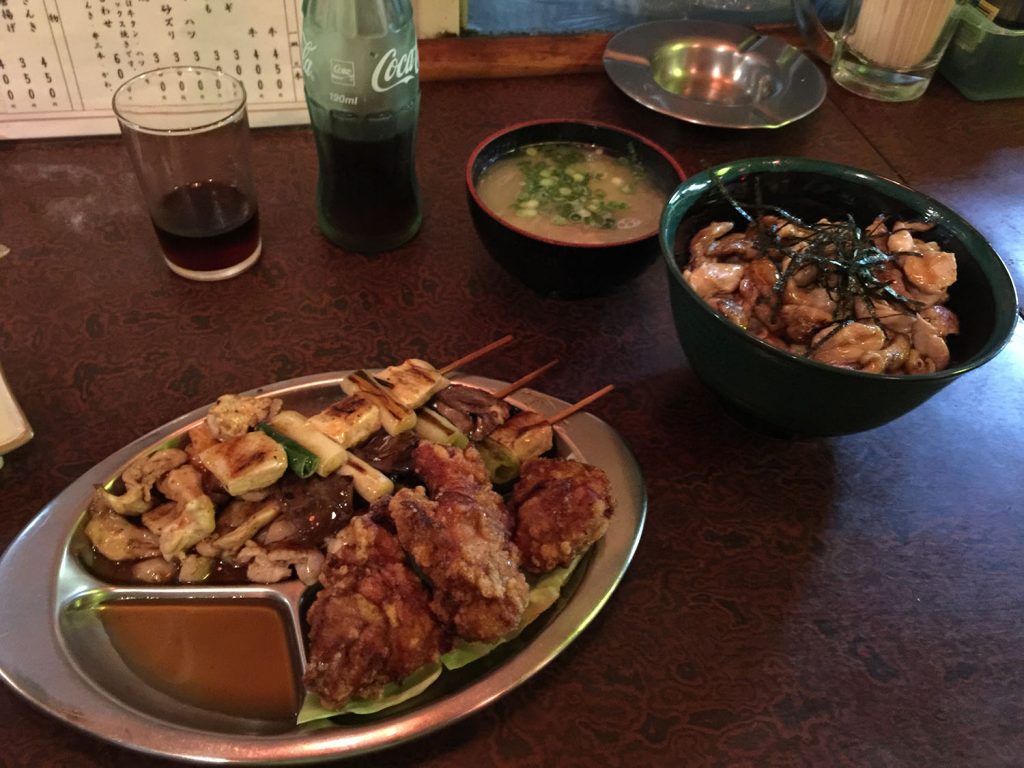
[339,453,395,502]
[476,438,521,486]
[269,410,349,477]
[341,370,417,435]
[375,358,449,408]
[198,431,288,496]
[414,407,469,448]
[308,395,381,448]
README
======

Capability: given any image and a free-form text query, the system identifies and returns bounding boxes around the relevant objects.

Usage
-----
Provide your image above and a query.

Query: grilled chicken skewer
[301,339,522,499]
[265,343,531,502]
[84,341,608,583]
[480,384,614,484]
[417,359,558,448]
[308,336,516,453]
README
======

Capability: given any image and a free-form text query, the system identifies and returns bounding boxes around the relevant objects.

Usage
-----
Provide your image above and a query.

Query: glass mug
[113,66,262,281]
[830,0,965,101]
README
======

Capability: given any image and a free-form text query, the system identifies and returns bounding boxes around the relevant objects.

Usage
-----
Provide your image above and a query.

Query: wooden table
[1,44,1023,767]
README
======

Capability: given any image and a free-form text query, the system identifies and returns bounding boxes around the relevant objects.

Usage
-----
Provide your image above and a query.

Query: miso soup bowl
[661,157,1019,437]
[467,119,685,299]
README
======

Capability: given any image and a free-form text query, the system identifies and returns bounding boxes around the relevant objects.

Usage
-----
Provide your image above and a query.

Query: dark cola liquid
[151,181,261,274]
[311,116,421,253]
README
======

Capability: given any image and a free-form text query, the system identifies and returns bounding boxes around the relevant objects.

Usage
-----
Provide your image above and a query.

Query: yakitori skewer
[493,359,560,399]
[480,383,614,483]
[548,385,615,425]
[439,334,514,375]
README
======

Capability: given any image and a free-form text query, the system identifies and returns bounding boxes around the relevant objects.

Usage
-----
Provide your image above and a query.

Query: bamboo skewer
[493,359,560,399]
[439,335,514,375]
[548,385,614,425]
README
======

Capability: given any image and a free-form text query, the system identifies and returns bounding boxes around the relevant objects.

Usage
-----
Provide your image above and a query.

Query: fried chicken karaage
[510,458,613,573]
[388,443,529,643]
[303,515,443,710]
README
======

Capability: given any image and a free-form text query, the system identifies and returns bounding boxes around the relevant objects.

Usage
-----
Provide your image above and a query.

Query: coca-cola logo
[301,40,317,80]
[371,46,419,93]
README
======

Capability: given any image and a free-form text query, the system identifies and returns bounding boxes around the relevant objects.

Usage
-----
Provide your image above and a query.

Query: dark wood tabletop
[1,51,1023,768]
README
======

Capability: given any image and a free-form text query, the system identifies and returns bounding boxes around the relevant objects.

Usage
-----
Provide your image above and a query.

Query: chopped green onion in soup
[477,142,666,245]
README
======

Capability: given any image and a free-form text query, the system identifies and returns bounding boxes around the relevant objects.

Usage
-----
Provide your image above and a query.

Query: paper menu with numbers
[0,0,312,139]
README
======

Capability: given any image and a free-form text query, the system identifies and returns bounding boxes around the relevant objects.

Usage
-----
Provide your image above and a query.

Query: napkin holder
[940,3,1024,100]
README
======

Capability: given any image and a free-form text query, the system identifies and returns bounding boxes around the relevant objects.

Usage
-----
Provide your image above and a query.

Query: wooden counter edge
[419,33,612,80]
[418,26,805,81]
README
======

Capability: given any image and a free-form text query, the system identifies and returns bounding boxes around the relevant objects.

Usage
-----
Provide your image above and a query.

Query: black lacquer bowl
[661,157,1019,437]
[467,119,685,299]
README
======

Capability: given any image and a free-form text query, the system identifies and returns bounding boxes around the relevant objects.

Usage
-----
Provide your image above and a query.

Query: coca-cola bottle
[301,0,422,252]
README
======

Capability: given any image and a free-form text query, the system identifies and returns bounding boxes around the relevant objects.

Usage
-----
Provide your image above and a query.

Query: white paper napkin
[0,365,33,456]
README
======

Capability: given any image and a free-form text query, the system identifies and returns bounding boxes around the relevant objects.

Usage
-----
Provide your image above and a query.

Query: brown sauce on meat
[98,600,301,720]
[269,471,356,549]
[353,429,418,477]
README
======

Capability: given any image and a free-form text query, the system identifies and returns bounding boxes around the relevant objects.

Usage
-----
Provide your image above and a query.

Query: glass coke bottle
[301,0,422,253]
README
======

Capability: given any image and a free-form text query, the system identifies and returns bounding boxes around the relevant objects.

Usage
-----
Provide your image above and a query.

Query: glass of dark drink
[113,67,261,281]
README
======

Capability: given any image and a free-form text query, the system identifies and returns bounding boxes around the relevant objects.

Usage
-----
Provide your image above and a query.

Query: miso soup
[476,142,667,245]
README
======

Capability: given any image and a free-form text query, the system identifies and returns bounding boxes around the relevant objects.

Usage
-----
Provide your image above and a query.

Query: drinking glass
[113,66,261,281]
[831,0,965,102]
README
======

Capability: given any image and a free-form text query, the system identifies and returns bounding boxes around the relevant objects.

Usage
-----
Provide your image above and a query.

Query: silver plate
[603,20,827,129]
[0,372,646,764]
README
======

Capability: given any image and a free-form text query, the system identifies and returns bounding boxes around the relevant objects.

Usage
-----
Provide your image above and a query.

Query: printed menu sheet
[0,0,311,138]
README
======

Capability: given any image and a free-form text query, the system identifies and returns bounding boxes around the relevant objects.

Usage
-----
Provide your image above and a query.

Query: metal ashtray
[603,20,827,129]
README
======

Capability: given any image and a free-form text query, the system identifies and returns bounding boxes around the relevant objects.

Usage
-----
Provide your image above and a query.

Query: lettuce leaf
[297,556,583,723]
[297,661,443,724]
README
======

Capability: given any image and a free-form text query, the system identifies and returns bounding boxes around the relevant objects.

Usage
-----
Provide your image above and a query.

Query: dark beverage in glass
[150,181,261,279]
[113,66,261,281]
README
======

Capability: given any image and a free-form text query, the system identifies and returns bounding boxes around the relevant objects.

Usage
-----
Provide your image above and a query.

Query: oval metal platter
[0,371,646,764]
[603,20,827,129]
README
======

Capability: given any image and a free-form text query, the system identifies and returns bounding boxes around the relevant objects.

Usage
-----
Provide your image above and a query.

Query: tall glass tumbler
[113,67,261,281]
[831,0,965,102]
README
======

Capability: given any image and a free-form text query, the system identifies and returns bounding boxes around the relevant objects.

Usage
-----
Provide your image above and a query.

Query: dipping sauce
[98,600,301,721]
[476,142,666,245]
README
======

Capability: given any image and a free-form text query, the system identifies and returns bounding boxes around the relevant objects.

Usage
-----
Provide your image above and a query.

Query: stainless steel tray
[0,372,646,764]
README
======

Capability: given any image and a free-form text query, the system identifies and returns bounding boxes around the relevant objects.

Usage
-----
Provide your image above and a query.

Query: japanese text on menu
[0,0,309,137]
